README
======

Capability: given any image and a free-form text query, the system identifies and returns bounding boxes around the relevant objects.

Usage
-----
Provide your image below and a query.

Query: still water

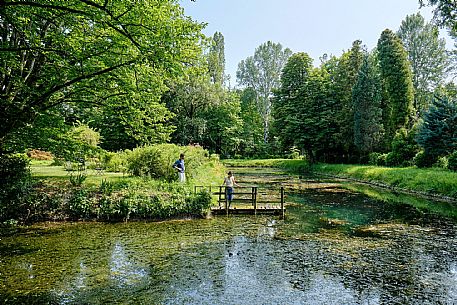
[1,168,456,304]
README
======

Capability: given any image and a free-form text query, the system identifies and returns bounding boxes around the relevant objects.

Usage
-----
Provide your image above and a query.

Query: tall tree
[236,41,292,143]
[397,13,449,116]
[272,52,313,151]
[295,68,334,163]
[377,29,415,144]
[352,54,384,154]
[203,90,242,156]
[207,32,226,86]
[0,0,204,151]
[164,73,216,146]
[273,53,335,163]
[325,40,364,160]
[238,87,264,157]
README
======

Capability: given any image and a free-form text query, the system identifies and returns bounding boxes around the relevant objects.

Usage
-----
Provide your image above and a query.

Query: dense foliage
[0,0,203,152]
[377,29,415,143]
[9,179,212,223]
[397,13,449,116]
[1,143,219,224]
[352,54,384,155]
[0,154,32,222]
[237,41,292,143]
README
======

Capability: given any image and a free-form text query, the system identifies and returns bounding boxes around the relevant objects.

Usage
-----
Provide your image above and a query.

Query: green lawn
[223,158,309,173]
[31,160,127,185]
[31,159,225,188]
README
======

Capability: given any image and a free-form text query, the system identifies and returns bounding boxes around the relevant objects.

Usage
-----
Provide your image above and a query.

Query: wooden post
[254,187,257,216]
[219,186,222,207]
[225,187,229,216]
[280,186,285,219]
[251,187,255,206]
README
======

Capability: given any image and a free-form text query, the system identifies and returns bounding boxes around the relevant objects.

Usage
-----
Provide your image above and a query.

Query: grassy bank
[342,183,457,220]
[314,163,457,199]
[224,159,457,200]
[1,151,226,225]
[223,159,310,173]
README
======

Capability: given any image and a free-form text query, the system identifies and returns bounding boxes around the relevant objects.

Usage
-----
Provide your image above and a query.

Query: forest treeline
[0,0,456,170]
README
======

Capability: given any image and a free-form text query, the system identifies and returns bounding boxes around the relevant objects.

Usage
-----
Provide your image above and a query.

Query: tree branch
[30,59,137,109]
[2,1,92,16]
[2,0,142,50]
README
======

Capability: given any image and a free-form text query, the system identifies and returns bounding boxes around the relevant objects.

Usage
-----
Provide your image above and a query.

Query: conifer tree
[416,97,457,158]
[377,29,415,145]
[352,54,384,154]
[329,40,364,159]
[272,52,313,150]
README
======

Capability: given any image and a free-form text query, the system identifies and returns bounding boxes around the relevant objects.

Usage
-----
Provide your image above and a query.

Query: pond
[1,168,456,304]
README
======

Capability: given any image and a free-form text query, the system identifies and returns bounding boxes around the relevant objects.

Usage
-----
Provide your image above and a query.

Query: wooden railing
[194,185,285,218]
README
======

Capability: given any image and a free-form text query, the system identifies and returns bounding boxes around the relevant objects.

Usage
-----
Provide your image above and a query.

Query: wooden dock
[195,186,286,218]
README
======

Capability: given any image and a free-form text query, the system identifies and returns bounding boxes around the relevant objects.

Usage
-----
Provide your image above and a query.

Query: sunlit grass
[31,160,128,186]
[190,160,226,187]
[223,159,309,173]
[314,163,457,198]
[31,159,226,188]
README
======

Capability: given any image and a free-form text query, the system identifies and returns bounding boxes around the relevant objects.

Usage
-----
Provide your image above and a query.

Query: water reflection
[110,242,147,287]
[300,273,379,305]
[55,261,89,304]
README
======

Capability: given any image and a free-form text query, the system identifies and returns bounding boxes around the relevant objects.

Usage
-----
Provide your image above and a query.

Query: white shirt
[224,176,235,187]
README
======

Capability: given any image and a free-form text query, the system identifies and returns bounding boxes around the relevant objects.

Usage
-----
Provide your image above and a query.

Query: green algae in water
[1,168,457,304]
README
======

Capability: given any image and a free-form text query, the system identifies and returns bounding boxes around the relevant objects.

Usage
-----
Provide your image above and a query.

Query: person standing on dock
[173,153,186,183]
[222,171,239,207]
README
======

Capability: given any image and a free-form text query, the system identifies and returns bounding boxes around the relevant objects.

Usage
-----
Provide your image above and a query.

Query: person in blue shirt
[173,153,185,182]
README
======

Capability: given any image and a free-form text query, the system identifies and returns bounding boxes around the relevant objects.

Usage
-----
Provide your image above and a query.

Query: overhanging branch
[30,58,137,109]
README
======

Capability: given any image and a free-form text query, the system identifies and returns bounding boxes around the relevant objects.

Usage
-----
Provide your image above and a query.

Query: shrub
[448,151,457,171]
[189,190,212,215]
[413,150,436,168]
[416,97,457,158]
[50,124,103,162]
[67,189,92,219]
[126,144,209,181]
[95,184,211,221]
[69,172,87,186]
[368,152,387,166]
[369,152,381,165]
[0,154,33,222]
[102,151,128,173]
[385,152,399,167]
[386,128,418,166]
[434,156,449,169]
[287,146,301,159]
[27,149,53,160]
[127,146,171,178]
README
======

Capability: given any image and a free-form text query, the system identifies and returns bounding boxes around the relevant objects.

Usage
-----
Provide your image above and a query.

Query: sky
[179,0,449,86]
